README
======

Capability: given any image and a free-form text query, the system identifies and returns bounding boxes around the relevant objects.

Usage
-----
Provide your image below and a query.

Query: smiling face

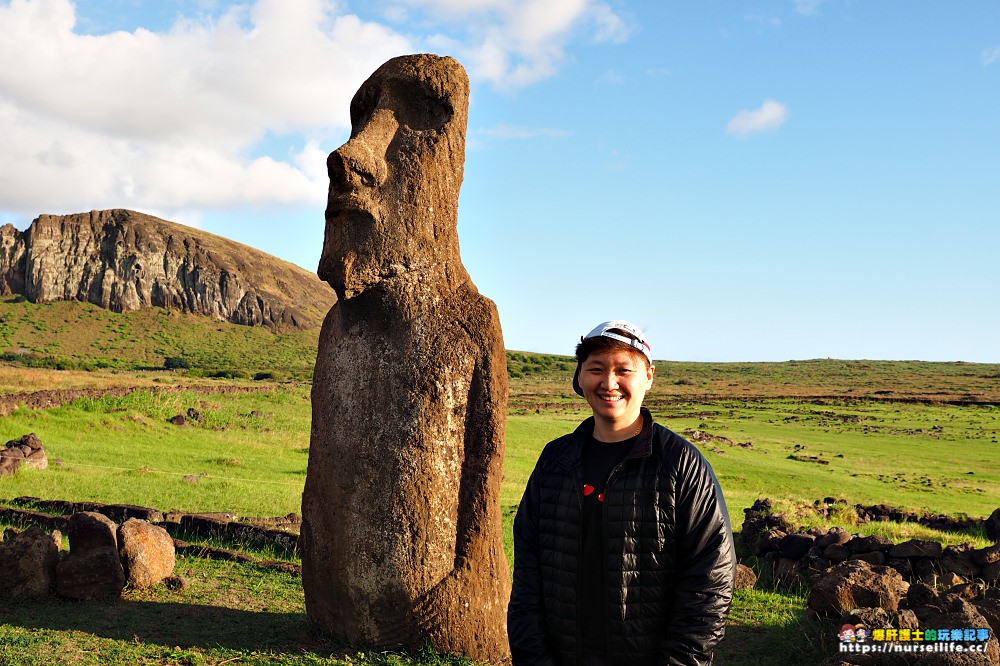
[318,54,470,299]
[577,348,654,432]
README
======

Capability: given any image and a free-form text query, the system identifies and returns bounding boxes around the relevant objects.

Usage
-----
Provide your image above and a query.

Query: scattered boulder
[163,575,187,591]
[734,563,757,590]
[808,560,909,618]
[0,527,61,598]
[0,433,48,477]
[118,518,175,588]
[55,511,126,600]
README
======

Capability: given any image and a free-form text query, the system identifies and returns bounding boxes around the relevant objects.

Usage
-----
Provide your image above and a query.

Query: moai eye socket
[391,80,454,132]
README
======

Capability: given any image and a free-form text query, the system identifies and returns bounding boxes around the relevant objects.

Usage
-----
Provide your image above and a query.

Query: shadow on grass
[0,596,340,657]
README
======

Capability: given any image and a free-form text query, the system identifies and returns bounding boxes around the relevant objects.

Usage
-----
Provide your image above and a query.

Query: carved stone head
[318,54,470,300]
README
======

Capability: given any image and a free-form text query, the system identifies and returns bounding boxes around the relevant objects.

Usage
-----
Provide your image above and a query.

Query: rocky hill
[0,209,335,329]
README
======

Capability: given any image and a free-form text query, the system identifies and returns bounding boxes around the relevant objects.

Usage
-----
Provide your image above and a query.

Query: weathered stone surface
[889,538,943,559]
[0,527,60,598]
[740,498,792,550]
[850,551,886,566]
[905,582,939,610]
[971,597,1000,637]
[734,563,757,590]
[55,511,125,600]
[0,209,336,329]
[808,560,910,617]
[2,433,49,477]
[941,544,979,578]
[779,532,816,559]
[302,54,509,664]
[912,598,999,665]
[118,518,175,588]
[815,526,852,549]
[825,542,852,562]
[848,534,894,553]
[971,543,1000,567]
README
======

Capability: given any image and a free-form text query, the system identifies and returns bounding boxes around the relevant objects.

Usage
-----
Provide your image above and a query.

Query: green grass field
[1,302,999,665]
[2,368,998,664]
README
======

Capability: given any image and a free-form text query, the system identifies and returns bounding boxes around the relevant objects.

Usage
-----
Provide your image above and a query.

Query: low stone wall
[742,499,1000,588]
[1,496,300,558]
[0,512,176,601]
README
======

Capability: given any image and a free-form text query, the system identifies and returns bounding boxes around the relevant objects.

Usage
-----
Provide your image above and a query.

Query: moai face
[318,55,469,299]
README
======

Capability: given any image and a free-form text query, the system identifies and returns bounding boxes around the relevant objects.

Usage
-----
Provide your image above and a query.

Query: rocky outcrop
[0,209,336,329]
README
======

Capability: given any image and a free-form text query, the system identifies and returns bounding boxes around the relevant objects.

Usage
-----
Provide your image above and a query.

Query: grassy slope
[0,297,321,377]
[2,300,999,665]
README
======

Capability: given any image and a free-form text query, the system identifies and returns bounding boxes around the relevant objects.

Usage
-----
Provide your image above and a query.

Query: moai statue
[301,54,511,664]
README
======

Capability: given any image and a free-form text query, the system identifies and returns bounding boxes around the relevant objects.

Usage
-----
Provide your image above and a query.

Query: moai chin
[301,54,511,664]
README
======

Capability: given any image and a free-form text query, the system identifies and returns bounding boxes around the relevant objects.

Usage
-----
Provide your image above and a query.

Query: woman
[508,320,736,666]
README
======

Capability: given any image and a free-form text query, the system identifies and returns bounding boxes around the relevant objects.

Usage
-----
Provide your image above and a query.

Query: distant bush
[253,371,286,381]
[209,369,249,380]
[164,356,191,370]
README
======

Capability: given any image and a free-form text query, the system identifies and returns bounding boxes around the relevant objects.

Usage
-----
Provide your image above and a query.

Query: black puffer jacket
[508,408,736,666]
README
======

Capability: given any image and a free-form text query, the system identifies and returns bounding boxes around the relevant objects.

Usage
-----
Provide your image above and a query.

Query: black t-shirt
[578,433,637,657]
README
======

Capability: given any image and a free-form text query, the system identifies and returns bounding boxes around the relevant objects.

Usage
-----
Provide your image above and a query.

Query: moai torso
[301,54,511,664]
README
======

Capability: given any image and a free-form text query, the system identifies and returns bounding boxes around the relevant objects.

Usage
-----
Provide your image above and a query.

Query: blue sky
[1,1,997,362]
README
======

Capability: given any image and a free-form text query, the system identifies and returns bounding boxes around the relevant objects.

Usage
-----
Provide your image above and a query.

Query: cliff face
[0,209,336,329]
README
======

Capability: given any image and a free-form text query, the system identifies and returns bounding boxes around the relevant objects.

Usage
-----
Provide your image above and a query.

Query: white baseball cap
[572,320,652,397]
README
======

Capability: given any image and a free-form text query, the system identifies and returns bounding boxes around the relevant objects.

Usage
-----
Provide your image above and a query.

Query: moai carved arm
[411,294,511,658]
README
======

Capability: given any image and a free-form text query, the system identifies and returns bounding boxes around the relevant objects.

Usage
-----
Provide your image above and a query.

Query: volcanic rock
[0,527,60,598]
[118,518,175,588]
[55,511,126,600]
[0,209,335,329]
[0,433,47,477]
[808,560,909,617]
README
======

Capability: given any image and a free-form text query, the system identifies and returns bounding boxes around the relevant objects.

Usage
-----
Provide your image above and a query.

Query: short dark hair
[575,328,651,369]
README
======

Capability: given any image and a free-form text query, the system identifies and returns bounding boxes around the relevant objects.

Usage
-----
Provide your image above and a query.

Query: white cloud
[0,0,627,221]
[726,99,789,137]
[392,0,629,88]
[0,0,414,218]
[984,46,1000,66]
[793,0,825,16]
